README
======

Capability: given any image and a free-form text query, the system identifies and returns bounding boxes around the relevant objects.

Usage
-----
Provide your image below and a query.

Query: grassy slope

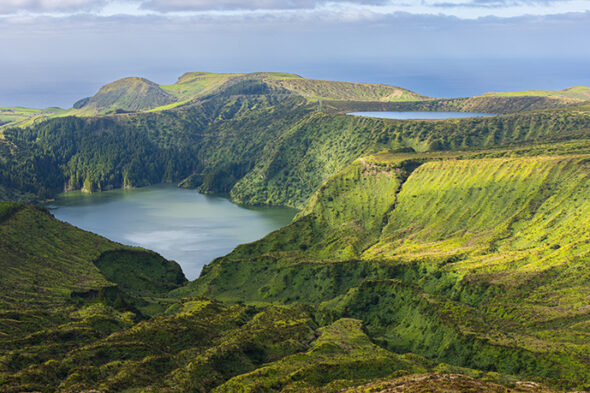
[3,293,546,393]
[213,318,427,393]
[0,201,194,392]
[230,109,590,208]
[5,74,589,208]
[70,71,430,118]
[338,373,562,393]
[187,144,590,389]
[4,153,582,392]
[4,74,585,133]
[0,203,114,311]
[0,93,318,201]
[0,206,454,393]
[266,77,428,102]
[160,72,244,101]
[0,202,186,324]
[8,302,317,393]
[1,295,431,393]
[0,107,44,127]
[483,86,590,101]
[73,77,178,114]
[161,71,428,103]
[0,107,65,130]
[1,72,431,127]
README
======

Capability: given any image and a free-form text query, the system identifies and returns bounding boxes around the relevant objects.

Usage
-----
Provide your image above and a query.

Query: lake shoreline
[46,184,297,280]
[347,111,496,119]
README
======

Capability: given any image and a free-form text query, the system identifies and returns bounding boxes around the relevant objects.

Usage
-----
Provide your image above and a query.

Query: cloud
[0,0,587,18]
[139,0,578,13]
[430,0,572,8]
[0,0,108,14]
[139,0,390,12]
[0,0,392,15]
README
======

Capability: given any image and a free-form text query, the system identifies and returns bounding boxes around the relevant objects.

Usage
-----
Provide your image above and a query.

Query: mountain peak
[74,76,177,113]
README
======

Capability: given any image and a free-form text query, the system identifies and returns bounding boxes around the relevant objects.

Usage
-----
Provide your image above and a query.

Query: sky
[1,0,589,108]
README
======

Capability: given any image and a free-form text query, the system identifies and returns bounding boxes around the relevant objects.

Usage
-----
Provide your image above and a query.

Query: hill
[160,71,428,103]
[160,71,298,101]
[160,72,245,101]
[483,85,590,102]
[71,72,429,116]
[184,145,590,388]
[266,76,428,102]
[228,109,590,207]
[73,77,178,114]
[0,202,186,322]
[1,203,554,393]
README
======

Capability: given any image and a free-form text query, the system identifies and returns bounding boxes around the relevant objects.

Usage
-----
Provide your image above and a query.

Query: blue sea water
[296,58,590,99]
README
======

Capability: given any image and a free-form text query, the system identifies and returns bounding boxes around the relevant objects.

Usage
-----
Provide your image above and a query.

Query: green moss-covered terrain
[73,77,178,114]
[0,106,65,130]
[1,73,590,392]
[483,86,590,101]
[185,145,590,390]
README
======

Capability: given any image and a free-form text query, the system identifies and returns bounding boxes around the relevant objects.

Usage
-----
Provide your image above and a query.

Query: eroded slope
[188,149,590,388]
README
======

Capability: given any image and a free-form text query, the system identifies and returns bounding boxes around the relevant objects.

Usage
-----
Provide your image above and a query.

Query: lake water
[347,111,495,120]
[46,184,297,280]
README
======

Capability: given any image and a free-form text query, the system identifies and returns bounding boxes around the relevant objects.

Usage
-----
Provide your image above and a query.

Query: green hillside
[160,72,244,101]
[185,147,590,389]
[0,106,65,130]
[160,72,297,101]
[2,157,588,391]
[229,109,590,208]
[160,71,427,103]
[5,75,587,131]
[266,77,428,102]
[211,318,427,392]
[483,86,590,102]
[0,202,186,324]
[5,289,513,393]
[0,107,44,127]
[0,203,539,393]
[73,77,178,114]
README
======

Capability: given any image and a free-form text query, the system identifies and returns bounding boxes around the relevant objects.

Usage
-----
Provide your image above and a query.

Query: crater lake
[46,184,297,280]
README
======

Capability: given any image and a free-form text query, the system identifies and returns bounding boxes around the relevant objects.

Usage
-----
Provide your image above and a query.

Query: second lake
[347,111,495,119]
